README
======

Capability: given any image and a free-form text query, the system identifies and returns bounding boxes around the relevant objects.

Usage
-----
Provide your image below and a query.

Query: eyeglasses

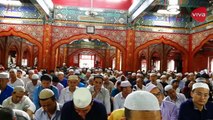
[194,92,209,98]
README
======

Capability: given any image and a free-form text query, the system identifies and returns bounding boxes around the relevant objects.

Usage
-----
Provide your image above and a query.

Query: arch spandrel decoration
[192,29,213,52]
[51,26,127,47]
[135,31,189,50]
[0,27,43,69]
[68,48,104,59]
[0,24,43,42]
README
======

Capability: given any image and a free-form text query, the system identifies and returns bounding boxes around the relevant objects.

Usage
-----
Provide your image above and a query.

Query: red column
[115,49,121,70]
[126,30,135,72]
[188,34,193,72]
[42,24,52,70]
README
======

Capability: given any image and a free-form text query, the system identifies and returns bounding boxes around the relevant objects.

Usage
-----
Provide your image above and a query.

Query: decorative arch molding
[0,28,43,69]
[134,37,188,72]
[192,29,213,52]
[135,31,189,50]
[192,33,213,56]
[51,34,126,71]
[68,48,104,59]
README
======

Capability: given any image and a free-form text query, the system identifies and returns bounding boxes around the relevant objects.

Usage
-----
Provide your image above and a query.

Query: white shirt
[2,96,36,112]
[59,87,77,105]
[113,92,125,110]
[25,80,41,100]
[89,86,111,114]
[8,78,24,87]
[35,102,61,120]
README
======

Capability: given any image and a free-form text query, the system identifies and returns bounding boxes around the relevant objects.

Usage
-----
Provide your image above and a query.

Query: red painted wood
[52,0,133,10]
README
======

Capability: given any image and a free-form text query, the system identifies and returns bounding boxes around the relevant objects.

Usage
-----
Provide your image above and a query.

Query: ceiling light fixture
[157,0,180,15]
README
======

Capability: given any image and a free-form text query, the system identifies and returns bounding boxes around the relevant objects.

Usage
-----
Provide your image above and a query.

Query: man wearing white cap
[178,83,213,120]
[164,85,186,110]
[61,88,107,120]
[35,89,62,120]
[8,69,24,88]
[57,71,68,87]
[59,75,79,105]
[0,72,13,104]
[146,73,164,93]
[2,86,35,119]
[146,83,178,120]
[22,69,34,86]
[109,91,161,120]
[25,74,41,100]
[113,81,132,110]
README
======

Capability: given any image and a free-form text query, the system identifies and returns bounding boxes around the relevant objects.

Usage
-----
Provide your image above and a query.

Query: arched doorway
[0,36,39,68]
[51,34,126,71]
[134,37,188,72]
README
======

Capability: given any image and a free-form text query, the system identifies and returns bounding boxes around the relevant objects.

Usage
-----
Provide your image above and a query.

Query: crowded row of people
[0,65,213,120]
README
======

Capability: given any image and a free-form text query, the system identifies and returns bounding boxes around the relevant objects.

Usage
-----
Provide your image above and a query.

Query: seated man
[108,91,161,120]
[61,88,107,120]
[178,83,213,120]
[35,89,62,120]
[2,86,35,119]
[0,72,13,104]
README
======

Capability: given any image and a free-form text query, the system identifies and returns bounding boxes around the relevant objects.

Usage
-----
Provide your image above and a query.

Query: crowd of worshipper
[0,64,213,120]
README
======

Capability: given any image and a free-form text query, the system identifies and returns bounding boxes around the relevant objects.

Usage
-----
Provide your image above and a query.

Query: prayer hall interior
[0,0,212,73]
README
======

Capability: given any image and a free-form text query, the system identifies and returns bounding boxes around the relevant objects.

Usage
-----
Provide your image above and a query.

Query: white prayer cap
[86,70,91,73]
[9,69,17,73]
[74,70,80,75]
[164,85,173,92]
[28,70,34,74]
[69,69,74,72]
[0,72,9,79]
[192,83,209,91]
[120,81,132,87]
[150,73,157,77]
[68,75,79,81]
[146,83,157,92]
[131,72,136,76]
[58,71,64,75]
[136,73,142,77]
[118,71,123,75]
[195,77,206,83]
[13,86,25,93]
[176,73,183,77]
[160,75,167,79]
[39,89,54,99]
[124,91,160,110]
[31,74,39,80]
[73,88,92,108]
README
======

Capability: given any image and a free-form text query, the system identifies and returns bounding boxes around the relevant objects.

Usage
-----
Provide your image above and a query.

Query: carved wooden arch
[51,34,126,71]
[0,28,43,69]
[134,37,188,72]
[192,34,213,56]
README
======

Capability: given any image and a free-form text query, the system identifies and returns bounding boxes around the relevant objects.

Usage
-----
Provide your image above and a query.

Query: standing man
[61,88,107,120]
[178,83,213,120]
[0,72,13,104]
[35,89,62,120]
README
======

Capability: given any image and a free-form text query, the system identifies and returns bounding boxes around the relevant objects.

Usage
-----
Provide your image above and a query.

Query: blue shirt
[178,99,213,120]
[33,85,59,110]
[78,82,85,87]
[111,88,120,97]
[60,78,68,87]
[0,85,13,104]
[61,100,107,120]
[161,100,178,120]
